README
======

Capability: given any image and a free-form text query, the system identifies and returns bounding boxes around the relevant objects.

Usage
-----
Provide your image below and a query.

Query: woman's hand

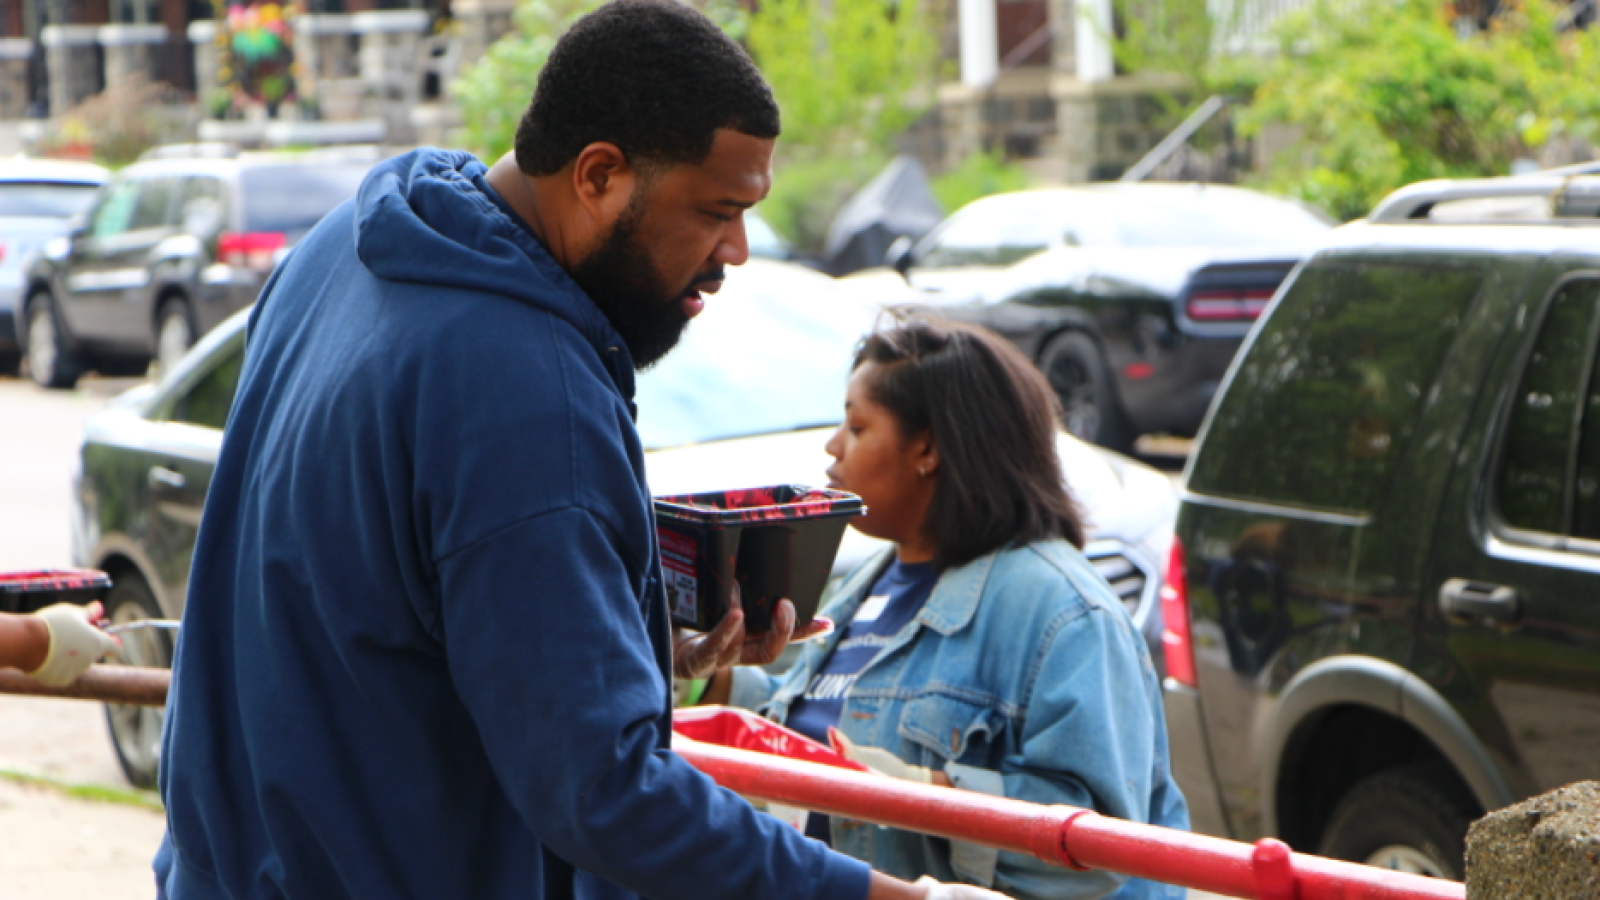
[672,585,828,681]
[828,727,952,786]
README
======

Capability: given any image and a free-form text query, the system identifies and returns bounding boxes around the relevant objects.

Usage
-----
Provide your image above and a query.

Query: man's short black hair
[514,0,781,176]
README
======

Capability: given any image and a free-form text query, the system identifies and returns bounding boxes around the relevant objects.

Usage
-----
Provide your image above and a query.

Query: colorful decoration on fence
[212,0,300,115]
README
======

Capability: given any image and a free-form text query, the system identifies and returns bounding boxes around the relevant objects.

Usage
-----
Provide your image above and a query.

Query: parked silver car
[22,147,378,388]
[0,158,109,374]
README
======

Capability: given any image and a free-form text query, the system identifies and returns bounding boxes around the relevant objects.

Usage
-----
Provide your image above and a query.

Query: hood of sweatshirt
[351,148,636,394]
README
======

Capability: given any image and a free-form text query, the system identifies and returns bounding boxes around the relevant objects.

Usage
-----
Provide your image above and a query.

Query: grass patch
[0,769,163,812]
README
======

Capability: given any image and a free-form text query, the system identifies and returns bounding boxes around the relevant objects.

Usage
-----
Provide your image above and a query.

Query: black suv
[1162,187,1600,881]
[20,147,378,389]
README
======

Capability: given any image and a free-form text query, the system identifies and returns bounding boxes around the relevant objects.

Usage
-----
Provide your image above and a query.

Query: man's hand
[672,585,828,681]
[26,601,121,688]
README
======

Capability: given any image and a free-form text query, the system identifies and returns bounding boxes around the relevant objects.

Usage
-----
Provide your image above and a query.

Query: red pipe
[0,669,1465,900]
[676,740,1465,900]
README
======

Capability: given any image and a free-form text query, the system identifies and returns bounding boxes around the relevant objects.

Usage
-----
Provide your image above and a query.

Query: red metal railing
[676,741,1466,900]
[1,666,1466,900]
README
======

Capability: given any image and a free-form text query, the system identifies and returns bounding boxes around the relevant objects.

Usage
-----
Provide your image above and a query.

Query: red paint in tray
[0,569,113,613]
[654,485,864,632]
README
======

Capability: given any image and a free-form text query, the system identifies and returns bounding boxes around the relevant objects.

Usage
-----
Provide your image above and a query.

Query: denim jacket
[728,540,1190,900]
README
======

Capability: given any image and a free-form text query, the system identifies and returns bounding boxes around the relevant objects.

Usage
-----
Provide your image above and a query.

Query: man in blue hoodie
[154,2,1012,900]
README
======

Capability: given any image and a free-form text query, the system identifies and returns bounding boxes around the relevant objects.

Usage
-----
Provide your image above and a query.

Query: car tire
[155,297,195,376]
[1318,763,1475,880]
[23,292,81,390]
[1037,331,1134,452]
[102,572,171,790]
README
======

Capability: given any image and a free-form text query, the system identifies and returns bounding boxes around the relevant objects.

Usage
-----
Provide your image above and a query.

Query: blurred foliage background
[1235,0,1600,220]
[1115,0,1600,220]
[456,0,1600,238]
[453,0,1030,253]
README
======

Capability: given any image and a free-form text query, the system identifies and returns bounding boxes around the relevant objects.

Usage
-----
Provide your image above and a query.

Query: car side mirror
[885,235,915,278]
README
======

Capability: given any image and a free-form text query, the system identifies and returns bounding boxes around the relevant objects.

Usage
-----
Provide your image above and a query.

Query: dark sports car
[861,184,1334,451]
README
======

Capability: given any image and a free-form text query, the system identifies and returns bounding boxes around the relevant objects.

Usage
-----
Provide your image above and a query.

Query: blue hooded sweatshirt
[155,148,871,900]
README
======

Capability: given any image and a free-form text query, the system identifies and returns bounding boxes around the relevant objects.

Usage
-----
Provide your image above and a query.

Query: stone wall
[1466,781,1600,900]
[901,69,1188,184]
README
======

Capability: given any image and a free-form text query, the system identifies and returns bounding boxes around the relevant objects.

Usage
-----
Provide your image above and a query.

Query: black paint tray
[655,485,865,632]
[0,569,113,614]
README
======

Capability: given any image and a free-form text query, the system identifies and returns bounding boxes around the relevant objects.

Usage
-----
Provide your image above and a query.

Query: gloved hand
[25,602,120,688]
[915,875,1011,900]
[829,727,933,784]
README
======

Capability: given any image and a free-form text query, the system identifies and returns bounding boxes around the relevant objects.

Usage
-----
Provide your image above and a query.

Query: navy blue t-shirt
[785,559,937,842]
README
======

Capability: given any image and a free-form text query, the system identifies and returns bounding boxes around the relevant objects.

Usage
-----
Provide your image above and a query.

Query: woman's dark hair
[855,316,1086,568]
[515,0,781,176]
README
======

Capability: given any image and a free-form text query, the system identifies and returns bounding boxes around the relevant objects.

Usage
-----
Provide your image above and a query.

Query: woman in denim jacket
[698,318,1189,900]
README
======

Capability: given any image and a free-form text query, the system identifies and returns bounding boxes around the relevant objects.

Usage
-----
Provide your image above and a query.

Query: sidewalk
[0,776,165,900]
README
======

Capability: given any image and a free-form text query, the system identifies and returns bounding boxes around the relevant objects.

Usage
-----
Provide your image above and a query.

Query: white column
[1075,0,1114,83]
[958,0,998,88]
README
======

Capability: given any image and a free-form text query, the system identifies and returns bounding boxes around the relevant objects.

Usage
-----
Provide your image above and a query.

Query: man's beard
[570,199,700,370]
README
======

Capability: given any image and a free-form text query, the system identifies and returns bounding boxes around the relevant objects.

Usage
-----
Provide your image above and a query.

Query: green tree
[747,0,941,156]
[748,0,944,249]
[1236,0,1600,220]
[451,0,606,162]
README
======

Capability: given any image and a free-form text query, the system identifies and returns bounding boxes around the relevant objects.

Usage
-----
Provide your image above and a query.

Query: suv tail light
[1185,288,1276,322]
[1160,536,1198,688]
[218,231,286,273]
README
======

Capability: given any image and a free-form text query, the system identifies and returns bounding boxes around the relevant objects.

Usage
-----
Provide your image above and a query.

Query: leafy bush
[451,0,606,162]
[39,76,183,167]
[929,150,1030,215]
[1235,0,1600,220]
[747,0,941,157]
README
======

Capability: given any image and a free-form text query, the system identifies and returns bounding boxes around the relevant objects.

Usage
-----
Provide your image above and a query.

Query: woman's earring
[918,466,929,477]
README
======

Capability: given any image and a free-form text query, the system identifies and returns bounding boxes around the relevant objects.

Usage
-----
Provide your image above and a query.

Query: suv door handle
[1439,579,1520,625]
[148,466,186,490]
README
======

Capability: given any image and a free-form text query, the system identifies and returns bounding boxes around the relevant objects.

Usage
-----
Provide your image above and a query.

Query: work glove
[915,875,1011,900]
[829,727,934,784]
[25,602,120,688]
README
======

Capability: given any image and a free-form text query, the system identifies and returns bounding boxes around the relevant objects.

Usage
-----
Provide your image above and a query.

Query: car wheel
[23,292,80,390]
[1318,764,1475,880]
[1038,331,1133,452]
[155,298,195,376]
[102,572,171,790]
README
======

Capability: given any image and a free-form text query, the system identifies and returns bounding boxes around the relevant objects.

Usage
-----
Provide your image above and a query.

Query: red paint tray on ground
[0,569,112,613]
[655,485,864,633]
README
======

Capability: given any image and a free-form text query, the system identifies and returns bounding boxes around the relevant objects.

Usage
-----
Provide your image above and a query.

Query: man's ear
[570,142,640,227]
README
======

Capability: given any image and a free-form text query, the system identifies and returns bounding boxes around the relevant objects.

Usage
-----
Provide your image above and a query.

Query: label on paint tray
[658,527,699,623]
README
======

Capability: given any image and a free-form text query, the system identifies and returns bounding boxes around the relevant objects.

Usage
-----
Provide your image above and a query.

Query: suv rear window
[239,164,370,234]
[1190,261,1483,514]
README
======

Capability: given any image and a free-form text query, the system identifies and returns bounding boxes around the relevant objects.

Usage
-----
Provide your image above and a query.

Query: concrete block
[1466,781,1600,900]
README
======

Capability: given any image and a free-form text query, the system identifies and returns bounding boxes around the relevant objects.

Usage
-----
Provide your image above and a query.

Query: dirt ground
[0,375,167,897]
[0,776,165,900]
